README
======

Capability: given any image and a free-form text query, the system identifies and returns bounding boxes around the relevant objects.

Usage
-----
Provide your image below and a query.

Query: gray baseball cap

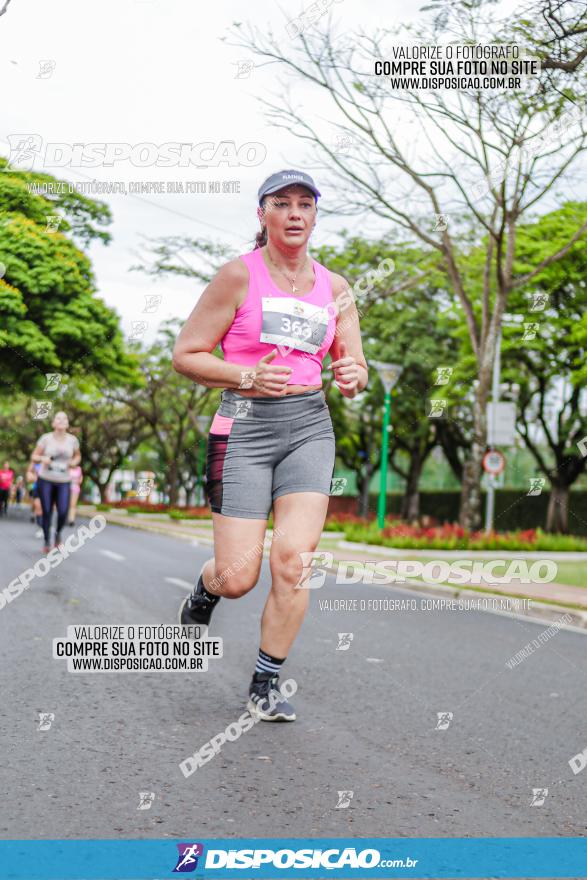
[257,169,321,205]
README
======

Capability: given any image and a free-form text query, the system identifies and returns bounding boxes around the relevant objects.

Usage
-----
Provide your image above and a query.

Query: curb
[339,540,587,561]
[345,574,587,632]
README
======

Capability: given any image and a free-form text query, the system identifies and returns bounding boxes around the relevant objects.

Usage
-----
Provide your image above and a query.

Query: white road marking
[365,657,384,663]
[99,549,125,561]
[165,577,193,589]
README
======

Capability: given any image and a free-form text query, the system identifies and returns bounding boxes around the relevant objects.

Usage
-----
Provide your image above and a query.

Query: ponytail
[253,196,268,250]
[254,226,268,249]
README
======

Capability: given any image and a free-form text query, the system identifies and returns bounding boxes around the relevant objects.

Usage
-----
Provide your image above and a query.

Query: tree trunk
[401,452,423,522]
[459,387,489,530]
[546,484,569,534]
[99,482,109,503]
[358,463,373,518]
[167,460,179,507]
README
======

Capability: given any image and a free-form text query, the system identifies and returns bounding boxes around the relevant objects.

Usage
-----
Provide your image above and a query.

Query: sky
[1,0,581,346]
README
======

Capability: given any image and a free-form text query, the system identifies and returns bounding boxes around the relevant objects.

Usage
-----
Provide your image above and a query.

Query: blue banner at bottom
[0,838,586,879]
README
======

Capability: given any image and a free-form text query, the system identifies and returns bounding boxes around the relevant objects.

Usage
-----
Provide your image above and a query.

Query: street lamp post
[483,315,523,534]
[371,362,403,530]
[484,328,501,534]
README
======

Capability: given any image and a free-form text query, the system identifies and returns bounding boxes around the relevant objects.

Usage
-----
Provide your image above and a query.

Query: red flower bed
[110,501,211,516]
[111,501,169,512]
[325,512,379,525]
[380,522,538,544]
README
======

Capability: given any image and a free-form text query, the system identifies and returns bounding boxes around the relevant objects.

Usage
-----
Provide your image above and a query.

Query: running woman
[173,169,368,721]
[31,411,81,552]
[0,461,14,516]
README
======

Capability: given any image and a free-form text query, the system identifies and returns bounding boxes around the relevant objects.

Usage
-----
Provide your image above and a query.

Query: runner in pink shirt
[0,461,14,516]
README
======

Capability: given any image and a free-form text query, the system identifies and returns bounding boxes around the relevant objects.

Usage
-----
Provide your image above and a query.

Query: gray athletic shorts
[206,388,336,519]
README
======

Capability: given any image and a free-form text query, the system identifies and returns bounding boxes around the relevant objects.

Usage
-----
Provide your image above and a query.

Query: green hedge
[367,491,587,536]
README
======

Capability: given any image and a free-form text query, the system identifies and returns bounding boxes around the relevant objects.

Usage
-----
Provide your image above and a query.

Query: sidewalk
[83,506,587,630]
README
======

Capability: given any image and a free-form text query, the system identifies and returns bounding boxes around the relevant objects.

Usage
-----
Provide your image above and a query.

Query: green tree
[111,323,217,506]
[501,202,587,532]
[0,160,135,395]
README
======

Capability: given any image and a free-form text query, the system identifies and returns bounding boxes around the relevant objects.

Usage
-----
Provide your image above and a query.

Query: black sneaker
[178,568,221,631]
[247,671,296,722]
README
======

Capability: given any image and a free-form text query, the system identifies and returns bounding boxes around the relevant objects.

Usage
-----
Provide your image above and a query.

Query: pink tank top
[220,248,337,386]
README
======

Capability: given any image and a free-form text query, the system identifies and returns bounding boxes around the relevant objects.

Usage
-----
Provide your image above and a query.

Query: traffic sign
[487,401,516,446]
[482,449,505,476]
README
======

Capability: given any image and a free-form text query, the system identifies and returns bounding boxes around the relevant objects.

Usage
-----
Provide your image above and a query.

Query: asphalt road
[1,509,586,840]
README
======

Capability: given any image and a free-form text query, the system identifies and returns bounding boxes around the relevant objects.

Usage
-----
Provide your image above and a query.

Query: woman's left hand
[330,340,360,396]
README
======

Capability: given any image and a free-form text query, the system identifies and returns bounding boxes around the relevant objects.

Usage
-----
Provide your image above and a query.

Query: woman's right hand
[249,350,292,397]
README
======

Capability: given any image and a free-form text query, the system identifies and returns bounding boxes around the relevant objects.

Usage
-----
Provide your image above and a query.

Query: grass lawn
[412,557,587,591]
[316,538,587,591]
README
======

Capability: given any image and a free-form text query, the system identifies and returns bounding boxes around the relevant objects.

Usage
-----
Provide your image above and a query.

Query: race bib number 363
[260,297,329,355]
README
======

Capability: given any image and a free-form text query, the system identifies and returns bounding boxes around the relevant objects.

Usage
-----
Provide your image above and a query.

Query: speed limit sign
[482,449,505,476]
